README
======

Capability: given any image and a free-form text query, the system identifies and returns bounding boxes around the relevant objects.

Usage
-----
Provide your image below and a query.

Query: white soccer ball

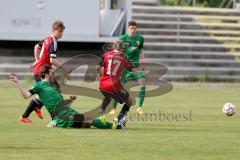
[223,103,236,116]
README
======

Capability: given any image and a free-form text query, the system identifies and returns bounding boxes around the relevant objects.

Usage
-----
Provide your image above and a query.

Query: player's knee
[102,97,111,107]
[33,97,43,107]
[138,79,145,87]
[126,98,135,106]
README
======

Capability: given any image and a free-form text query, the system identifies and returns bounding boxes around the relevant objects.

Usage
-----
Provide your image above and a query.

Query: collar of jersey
[51,35,57,41]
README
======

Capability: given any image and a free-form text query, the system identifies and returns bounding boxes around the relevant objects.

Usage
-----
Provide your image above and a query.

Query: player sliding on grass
[20,20,69,123]
[10,65,120,129]
[98,41,136,129]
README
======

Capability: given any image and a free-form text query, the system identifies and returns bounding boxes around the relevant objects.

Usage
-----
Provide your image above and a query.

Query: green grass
[1,81,240,160]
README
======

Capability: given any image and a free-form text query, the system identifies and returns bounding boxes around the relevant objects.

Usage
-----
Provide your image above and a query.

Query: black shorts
[34,76,41,82]
[70,114,85,128]
[100,88,129,104]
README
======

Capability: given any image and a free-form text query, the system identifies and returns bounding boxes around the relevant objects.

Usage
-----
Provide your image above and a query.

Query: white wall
[0,0,102,42]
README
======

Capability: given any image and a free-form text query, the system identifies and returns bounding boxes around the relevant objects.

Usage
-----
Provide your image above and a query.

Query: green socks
[112,100,118,109]
[137,86,145,108]
[91,117,113,129]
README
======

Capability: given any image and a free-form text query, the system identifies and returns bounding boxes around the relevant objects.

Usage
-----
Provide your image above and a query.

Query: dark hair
[128,20,137,27]
[40,65,51,79]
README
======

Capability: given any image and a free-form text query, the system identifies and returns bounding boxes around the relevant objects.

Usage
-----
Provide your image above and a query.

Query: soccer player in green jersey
[10,65,120,129]
[111,20,145,115]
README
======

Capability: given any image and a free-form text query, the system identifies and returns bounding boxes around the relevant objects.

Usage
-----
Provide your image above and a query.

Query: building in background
[0,0,131,42]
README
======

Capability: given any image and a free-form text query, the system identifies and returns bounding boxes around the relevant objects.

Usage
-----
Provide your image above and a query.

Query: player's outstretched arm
[50,58,71,75]
[9,75,32,99]
[63,96,77,106]
[140,49,144,68]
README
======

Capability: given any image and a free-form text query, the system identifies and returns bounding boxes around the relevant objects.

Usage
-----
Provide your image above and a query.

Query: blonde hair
[52,20,65,31]
[113,41,125,52]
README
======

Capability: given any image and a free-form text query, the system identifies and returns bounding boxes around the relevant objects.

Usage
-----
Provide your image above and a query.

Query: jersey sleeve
[29,83,41,95]
[119,35,124,41]
[49,40,57,59]
[139,36,144,50]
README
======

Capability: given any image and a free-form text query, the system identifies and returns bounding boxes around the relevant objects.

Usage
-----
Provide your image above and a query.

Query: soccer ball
[223,103,236,116]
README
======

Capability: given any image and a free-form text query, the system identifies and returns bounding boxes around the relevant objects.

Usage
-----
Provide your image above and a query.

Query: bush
[158,0,239,8]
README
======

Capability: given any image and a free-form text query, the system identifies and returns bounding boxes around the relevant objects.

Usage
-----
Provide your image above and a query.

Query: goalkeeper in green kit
[10,65,119,129]
[110,20,145,115]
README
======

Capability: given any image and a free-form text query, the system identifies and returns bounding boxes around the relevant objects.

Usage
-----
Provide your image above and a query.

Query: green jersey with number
[119,33,144,67]
[29,81,78,128]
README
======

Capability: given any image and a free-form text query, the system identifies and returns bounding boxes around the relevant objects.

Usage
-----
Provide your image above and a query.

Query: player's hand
[9,74,19,83]
[140,62,145,70]
[70,95,77,101]
[29,61,38,68]
[96,65,103,75]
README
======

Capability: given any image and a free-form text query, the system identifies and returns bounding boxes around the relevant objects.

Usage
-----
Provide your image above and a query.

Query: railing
[219,0,237,8]
[160,0,239,9]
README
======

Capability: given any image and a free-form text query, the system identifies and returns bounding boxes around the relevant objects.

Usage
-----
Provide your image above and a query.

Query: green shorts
[51,102,79,128]
[121,69,145,83]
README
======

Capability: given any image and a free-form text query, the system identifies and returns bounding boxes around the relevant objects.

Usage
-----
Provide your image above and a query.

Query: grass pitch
[0,81,240,160]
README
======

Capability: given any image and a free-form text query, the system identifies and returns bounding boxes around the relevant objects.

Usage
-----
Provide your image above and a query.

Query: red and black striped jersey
[33,35,57,76]
[99,50,133,93]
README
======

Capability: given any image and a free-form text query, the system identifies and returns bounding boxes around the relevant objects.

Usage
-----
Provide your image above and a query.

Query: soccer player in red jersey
[20,20,69,123]
[98,41,136,129]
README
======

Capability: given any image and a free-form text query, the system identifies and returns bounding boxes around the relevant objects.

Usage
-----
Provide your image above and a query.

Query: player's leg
[33,96,44,119]
[99,89,131,129]
[115,88,134,129]
[91,117,115,129]
[110,70,129,114]
[136,72,145,115]
[32,75,45,118]
[20,97,43,123]
[70,113,115,129]
[136,77,145,115]
[69,114,91,128]
[109,100,118,115]
[99,90,113,115]
[117,97,134,121]
[99,97,111,114]
[20,76,43,123]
